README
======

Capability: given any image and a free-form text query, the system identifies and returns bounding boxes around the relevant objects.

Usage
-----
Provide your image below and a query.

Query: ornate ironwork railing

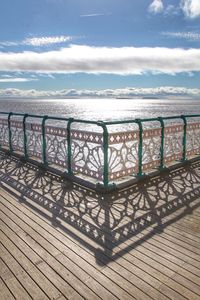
[0,112,200,191]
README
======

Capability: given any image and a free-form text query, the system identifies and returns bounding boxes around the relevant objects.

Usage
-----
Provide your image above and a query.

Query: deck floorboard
[1,153,200,299]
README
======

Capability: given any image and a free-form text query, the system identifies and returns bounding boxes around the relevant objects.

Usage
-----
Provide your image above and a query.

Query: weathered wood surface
[0,152,200,299]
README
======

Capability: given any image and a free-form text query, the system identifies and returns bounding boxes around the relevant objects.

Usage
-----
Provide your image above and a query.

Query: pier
[0,112,200,299]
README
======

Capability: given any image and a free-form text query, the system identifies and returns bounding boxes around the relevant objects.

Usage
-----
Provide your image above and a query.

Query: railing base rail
[0,148,200,193]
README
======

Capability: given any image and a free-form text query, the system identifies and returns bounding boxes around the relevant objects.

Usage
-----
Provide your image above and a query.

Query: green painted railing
[0,111,200,191]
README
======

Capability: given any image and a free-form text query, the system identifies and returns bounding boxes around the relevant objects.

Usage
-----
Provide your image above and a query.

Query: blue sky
[0,0,200,99]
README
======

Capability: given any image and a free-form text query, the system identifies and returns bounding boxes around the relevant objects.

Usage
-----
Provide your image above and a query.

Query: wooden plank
[117,246,200,297]
[100,205,200,278]
[136,217,200,249]
[0,157,200,300]
[104,244,200,300]
[1,196,145,300]
[130,235,200,277]
[0,242,49,300]
[137,230,200,268]
[0,188,191,299]
[0,259,32,300]
[111,225,200,274]
[170,217,200,235]
[0,224,63,300]
[0,190,175,300]
[128,241,200,286]
[0,277,15,300]
[117,227,200,275]
[30,197,200,294]
[0,213,128,300]
[21,185,200,286]
[159,224,200,245]
[0,197,138,300]
[0,202,160,300]
[45,188,200,298]
[144,227,200,255]
[0,192,166,300]
[0,214,110,300]
[0,188,198,300]
[89,199,200,300]
[0,207,96,300]
[169,219,200,238]
[41,189,200,300]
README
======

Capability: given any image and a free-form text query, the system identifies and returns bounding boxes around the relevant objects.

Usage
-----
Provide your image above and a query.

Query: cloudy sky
[0,0,200,99]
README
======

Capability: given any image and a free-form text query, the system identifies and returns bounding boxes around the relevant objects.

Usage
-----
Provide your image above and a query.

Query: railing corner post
[98,121,109,189]
[103,123,109,189]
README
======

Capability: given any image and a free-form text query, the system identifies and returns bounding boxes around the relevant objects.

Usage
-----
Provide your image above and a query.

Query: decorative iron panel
[0,117,200,185]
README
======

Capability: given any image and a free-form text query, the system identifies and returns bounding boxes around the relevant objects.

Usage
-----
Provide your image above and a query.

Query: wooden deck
[0,151,200,300]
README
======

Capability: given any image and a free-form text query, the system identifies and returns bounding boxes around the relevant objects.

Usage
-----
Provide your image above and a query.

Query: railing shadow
[0,150,200,266]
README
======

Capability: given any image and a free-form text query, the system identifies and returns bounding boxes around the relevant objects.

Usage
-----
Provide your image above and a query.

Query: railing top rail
[0,112,70,121]
[0,112,43,119]
[104,118,157,125]
[104,114,200,125]
[184,114,200,118]
[0,111,13,116]
[0,111,10,115]
[0,111,199,125]
[42,116,70,122]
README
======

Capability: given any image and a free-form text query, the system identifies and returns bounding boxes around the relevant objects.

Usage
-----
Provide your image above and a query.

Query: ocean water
[0,98,200,121]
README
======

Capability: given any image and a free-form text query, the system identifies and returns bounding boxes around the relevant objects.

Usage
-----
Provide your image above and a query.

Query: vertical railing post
[158,117,165,169]
[96,121,116,192]
[42,115,48,166]
[181,115,187,161]
[67,118,74,176]
[100,122,109,188]
[8,112,13,153]
[23,114,29,159]
[136,119,143,176]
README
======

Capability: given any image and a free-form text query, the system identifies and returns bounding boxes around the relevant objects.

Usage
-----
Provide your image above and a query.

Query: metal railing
[0,111,200,191]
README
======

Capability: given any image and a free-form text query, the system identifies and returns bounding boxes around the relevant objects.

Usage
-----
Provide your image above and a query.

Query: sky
[0,0,200,99]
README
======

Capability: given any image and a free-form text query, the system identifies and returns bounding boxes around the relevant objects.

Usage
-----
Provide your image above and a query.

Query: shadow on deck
[0,151,200,267]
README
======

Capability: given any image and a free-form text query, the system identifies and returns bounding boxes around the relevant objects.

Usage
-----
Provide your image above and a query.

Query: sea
[0,98,199,121]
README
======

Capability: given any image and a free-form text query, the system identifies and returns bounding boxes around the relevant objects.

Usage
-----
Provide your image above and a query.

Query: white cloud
[0,77,37,83]
[148,0,164,14]
[0,87,199,99]
[0,35,72,48]
[23,36,72,46]
[80,14,98,17]
[162,31,200,41]
[0,45,200,75]
[80,13,109,17]
[0,41,19,47]
[181,0,200,19]
[149,0,200,18]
